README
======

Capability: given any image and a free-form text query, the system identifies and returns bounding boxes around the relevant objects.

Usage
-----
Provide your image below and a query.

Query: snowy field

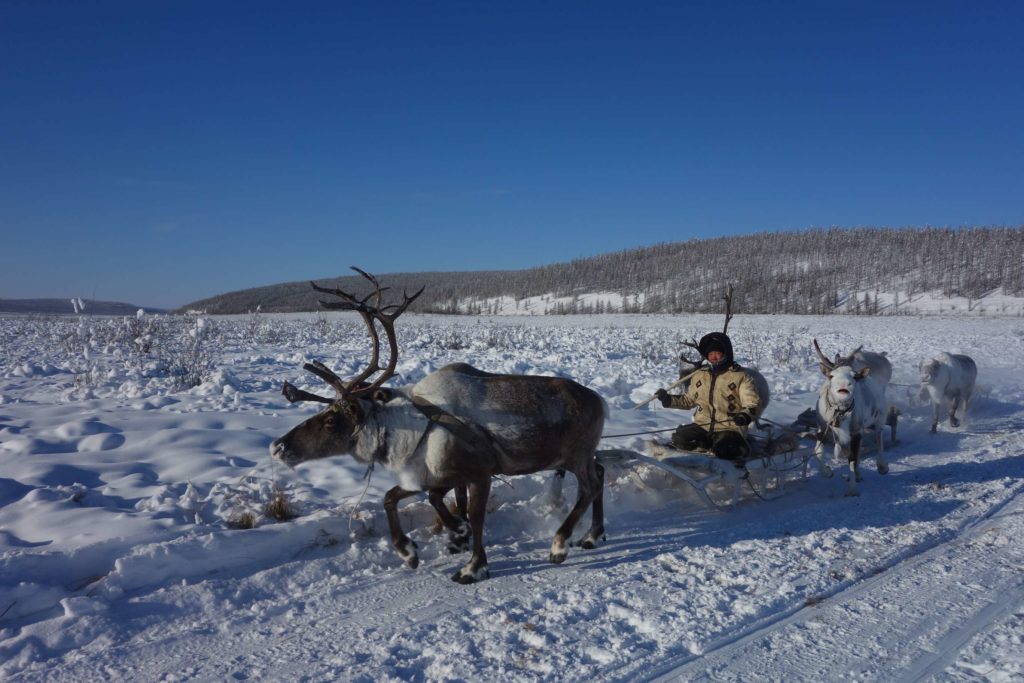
[2,311,1023,682]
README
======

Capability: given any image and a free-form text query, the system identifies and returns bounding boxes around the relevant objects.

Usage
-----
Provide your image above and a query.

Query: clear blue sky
[3,1,1023,308]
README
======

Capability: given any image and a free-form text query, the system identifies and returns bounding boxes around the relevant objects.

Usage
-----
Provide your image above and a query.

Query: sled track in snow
[602,425,1024,683]
[15,560,487,682]
[15,531,645,682]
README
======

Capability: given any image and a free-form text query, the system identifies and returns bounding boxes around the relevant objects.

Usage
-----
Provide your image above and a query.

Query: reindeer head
[919,358,941,384]
[270,268,422,468]
[814,339,870,407]
[271,399,367,467]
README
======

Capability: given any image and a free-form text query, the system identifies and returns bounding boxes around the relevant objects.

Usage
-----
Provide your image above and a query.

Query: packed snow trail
[642,479,1024,682]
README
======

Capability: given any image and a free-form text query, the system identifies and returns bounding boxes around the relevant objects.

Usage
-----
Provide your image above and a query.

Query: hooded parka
[664,332,764,435]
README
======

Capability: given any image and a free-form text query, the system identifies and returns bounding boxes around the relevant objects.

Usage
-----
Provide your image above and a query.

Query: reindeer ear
[371,388,394,403]
[855,367,871,379]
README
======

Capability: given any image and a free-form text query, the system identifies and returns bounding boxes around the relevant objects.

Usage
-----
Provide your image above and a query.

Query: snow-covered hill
[1,312,1022,681]
[178,227,1024,316]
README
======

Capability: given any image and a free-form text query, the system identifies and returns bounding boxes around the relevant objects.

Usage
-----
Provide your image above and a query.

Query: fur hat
[698,332,734,366]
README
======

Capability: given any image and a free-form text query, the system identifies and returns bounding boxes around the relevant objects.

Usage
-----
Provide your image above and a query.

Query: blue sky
[3,1,1023,308]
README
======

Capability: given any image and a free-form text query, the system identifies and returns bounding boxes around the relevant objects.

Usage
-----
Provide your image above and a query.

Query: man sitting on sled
[655,332,764,462]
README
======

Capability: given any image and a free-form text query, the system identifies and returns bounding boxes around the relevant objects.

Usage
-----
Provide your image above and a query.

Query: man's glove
[730,412,752,427]
[655,389,672,408]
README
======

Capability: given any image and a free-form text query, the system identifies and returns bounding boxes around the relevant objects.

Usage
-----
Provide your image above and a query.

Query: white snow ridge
[1,312,1023,681]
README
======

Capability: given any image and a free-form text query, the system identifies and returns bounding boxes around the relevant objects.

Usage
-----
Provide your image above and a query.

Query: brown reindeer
[270,268,607,583]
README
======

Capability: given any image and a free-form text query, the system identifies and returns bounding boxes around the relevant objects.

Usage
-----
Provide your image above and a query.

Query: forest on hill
[181,226,1024,315]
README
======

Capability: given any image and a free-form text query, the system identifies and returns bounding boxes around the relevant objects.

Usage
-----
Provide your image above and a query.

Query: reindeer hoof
[451,565,489,584]
[549,551,567,564]
[397,539,419,568]
[578,532,605,550]
[820,466,834,479]
[878,463,889,475]
[950,417,960,428]
[447,537,470,554]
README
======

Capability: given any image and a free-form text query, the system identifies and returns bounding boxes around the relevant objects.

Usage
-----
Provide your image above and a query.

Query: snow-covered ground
[1,311,1022,681]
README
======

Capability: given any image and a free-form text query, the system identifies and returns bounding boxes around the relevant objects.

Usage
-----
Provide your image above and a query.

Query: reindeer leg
[949,390,961,428]
[886,405,898,443]
[846,435,862,496]
[876,429,888,474]
[428,488,470,554]
[931,401,940,433]
[578,463,605,550]
[454,484,468,519]
[813,436,834,478]
[542,470,567,512]
[383,486,422,568]
[453,478,491,584]
[550,469,599,564]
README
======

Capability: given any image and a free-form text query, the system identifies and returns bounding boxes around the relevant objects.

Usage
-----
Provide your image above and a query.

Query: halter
[823,389,854,428]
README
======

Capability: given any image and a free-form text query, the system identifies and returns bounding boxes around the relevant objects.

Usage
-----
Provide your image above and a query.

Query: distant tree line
[180,226,1024,315]
[0,299,167,315]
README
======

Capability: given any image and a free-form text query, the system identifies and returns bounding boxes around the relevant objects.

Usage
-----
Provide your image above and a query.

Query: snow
[1,311,1023,681]
[454,289,1024,316]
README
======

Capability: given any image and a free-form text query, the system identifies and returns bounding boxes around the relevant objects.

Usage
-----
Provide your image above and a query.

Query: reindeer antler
[812,338,836,371]
[679,337,703,376]
[282,268,424,404]
[722,284,734,334]
[838,345,863,367]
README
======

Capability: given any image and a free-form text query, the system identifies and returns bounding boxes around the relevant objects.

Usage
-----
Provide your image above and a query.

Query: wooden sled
[596,426,816,509]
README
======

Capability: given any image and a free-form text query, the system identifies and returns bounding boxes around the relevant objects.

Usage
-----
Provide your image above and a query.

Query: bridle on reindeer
[813,338,863,429]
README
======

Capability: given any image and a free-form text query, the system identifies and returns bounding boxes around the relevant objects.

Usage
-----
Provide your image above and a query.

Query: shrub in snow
[165,316,219,389]
[122,310,158,354]
[264,486,296,522]
[244,305,263,344]
[313,311,332,340]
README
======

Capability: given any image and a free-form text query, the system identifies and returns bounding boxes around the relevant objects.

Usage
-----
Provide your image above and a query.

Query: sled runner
[596,425,817,509]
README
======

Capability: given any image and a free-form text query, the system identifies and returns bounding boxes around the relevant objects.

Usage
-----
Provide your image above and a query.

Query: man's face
[707,350,725,364]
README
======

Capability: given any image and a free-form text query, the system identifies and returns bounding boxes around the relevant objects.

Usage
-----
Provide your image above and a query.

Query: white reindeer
[813,340,890,496]
[849,347,899,442]
[920,353,977,433]
[850,348,892,385]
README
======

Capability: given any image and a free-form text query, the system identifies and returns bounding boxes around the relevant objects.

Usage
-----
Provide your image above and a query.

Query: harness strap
[408,394,510,464]
[830,403,852,428]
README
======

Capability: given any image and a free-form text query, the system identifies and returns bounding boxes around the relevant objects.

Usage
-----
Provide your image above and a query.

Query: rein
[600,427,678,439]
[754,415,818,438]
